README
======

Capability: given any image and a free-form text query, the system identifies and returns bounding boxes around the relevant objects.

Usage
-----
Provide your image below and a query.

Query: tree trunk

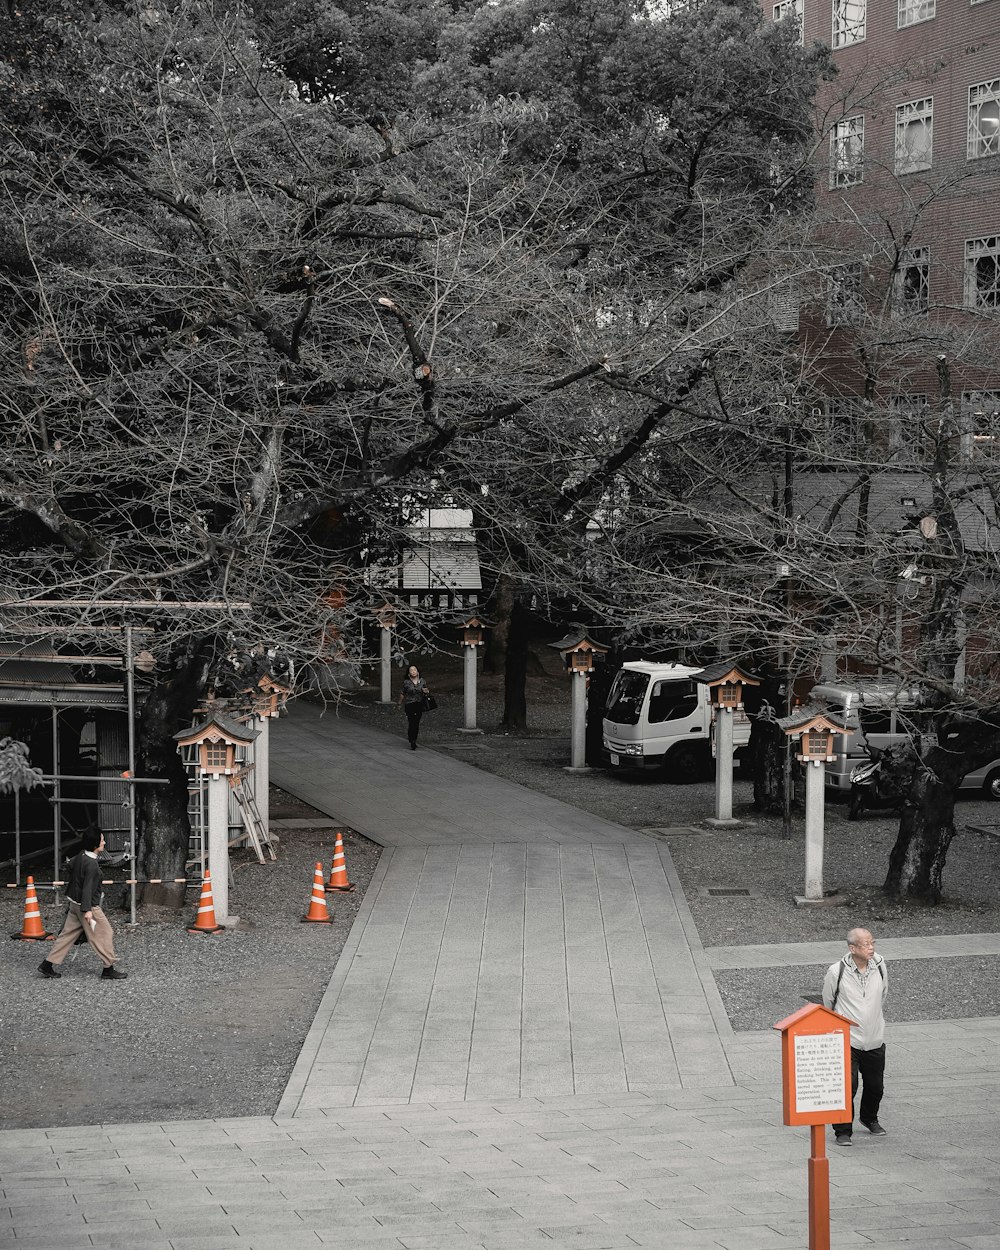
[883,773,956,904]
[484,573,514,675]
[137,644,211,908]
[502,599,530,731]
[750,673,787,813]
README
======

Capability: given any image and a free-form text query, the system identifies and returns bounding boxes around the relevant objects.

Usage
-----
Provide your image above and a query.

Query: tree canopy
[1,0,827,891]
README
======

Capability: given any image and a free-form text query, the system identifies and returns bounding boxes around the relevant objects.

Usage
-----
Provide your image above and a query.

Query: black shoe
[409,742,417,750]
[101,966,127,980]
[834,1132,852,1146]
[862,1120,887,1136]
[38,960,61,979]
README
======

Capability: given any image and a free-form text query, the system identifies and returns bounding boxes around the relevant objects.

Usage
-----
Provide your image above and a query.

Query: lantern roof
[777,705,847,736]
[173,714,259,749]
[548,631,609,656]
[694,661,761,688]
[257,673,292,694]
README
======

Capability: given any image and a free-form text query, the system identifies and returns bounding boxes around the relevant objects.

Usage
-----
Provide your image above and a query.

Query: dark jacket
[401,677,428,705]
[65,851,103,911]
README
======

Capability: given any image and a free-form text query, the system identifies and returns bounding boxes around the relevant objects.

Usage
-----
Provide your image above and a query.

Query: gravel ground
[1,792,379,1131]
[715,958,1000,1033]
[6,641,1000,1128]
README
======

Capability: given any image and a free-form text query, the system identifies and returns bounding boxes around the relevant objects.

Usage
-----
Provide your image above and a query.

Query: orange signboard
[773,1003,852,1127]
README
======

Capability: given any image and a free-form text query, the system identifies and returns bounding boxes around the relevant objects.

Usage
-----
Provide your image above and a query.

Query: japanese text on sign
[793,1032,845,1114]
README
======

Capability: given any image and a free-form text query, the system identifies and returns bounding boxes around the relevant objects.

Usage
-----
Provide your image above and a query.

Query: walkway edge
[655,843,737,1051]
[275,846,395,1118]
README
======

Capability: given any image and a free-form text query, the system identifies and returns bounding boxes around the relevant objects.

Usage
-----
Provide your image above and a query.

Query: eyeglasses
[850,940,875,949]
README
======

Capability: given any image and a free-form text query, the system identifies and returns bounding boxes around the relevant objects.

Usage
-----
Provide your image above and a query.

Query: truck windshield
[605,670,649,726]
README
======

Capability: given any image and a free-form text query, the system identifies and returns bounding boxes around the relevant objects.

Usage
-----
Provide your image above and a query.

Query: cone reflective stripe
[187,869,224,935]
[11,877,54,941]
[325,832,355,893]
[302,862,332,923]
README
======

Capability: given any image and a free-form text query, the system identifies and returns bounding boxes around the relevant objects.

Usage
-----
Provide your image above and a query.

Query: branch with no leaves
[377,296,439,429]
[275,355,611,530]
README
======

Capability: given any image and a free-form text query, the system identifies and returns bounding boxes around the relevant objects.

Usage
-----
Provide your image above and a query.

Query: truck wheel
[983,768,1000,801]
[665,743,709,781]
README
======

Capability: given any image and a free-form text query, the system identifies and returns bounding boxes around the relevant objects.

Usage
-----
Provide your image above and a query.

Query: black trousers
[833,1044,885,1134]
[404,703,423,744]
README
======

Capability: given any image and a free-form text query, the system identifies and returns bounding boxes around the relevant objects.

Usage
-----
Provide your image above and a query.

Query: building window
[968,81,1000,160]
[773,0,804,40]
[830,117,864,187]
[826,263,863,325]
[819,397,865,457]
[895,98,933,173]
[894,246,929,314]
[898,0,934,25]
[768,280,800,333]
[888,394,928,457]
[961,391,1000,455]
[832,0,865,47]
[964,236,1000,309]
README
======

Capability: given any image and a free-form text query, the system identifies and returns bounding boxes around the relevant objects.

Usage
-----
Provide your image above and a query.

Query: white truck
[602,661,752,778]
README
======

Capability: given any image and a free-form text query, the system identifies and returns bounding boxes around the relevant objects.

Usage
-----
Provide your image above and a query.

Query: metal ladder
[229,781,277,864]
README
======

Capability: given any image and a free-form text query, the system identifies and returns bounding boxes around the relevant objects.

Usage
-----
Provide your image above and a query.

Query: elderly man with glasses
[822,927,888,1147]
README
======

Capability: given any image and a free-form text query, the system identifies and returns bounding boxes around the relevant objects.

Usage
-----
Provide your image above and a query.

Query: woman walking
[399,664,430,749]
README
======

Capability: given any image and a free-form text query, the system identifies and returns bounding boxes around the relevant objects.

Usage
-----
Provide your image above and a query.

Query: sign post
[773,1003,853,1250]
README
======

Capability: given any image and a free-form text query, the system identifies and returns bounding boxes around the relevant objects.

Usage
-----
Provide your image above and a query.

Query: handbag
[422,694,438,711]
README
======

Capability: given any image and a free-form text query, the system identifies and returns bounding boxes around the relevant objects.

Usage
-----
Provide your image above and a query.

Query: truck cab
[602,661,751,778]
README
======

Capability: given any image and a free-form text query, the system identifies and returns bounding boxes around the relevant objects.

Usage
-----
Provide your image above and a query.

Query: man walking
[38,830,127,980]
[823,927,887,1146]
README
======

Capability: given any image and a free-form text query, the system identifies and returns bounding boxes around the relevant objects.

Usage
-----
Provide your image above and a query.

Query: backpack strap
[830,961,846,1011]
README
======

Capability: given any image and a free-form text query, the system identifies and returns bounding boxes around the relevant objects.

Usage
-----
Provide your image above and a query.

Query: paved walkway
[4,701,1000,1249]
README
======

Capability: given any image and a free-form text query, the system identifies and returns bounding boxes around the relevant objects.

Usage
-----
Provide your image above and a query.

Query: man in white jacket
[822,927,888,1146]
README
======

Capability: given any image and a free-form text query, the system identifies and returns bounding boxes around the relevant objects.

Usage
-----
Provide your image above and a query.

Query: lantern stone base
[705,817,742,829]
[563,765,593,774]
[220,914,242,928]
[794,891,848,909]
[456,727,484,735]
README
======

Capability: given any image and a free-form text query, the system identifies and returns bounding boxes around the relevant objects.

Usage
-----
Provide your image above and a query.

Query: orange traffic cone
[325,831,355,893]
[302,862,332,923]
[10,877,53,941]
[187,870,224,935]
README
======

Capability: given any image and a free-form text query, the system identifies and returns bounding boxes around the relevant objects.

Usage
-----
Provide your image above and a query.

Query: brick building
[765,0,1000,456]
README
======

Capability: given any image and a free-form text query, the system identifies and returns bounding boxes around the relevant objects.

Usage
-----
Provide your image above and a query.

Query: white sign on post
[793,1032,845,1114]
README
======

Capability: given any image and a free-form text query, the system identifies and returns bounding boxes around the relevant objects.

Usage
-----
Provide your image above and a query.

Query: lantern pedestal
[207,775,238,927]
[794,761,845,908]
[706,707,741,828]
[379,624,393,704]
[564,670,591,772]
[255,714,270,837]
[457,642,483,734]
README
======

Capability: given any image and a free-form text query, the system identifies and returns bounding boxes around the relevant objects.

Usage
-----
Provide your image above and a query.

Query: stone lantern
[778,706,847,907]
[174,714,259,925]
[458,614,486,734]
[695,662,760,827]
[549,632,610,770]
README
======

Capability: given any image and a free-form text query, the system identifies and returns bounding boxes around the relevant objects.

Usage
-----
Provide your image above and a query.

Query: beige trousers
[48,901,117,968]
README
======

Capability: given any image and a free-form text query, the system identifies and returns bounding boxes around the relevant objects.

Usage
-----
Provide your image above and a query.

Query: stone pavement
[3,700,1000,1249]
